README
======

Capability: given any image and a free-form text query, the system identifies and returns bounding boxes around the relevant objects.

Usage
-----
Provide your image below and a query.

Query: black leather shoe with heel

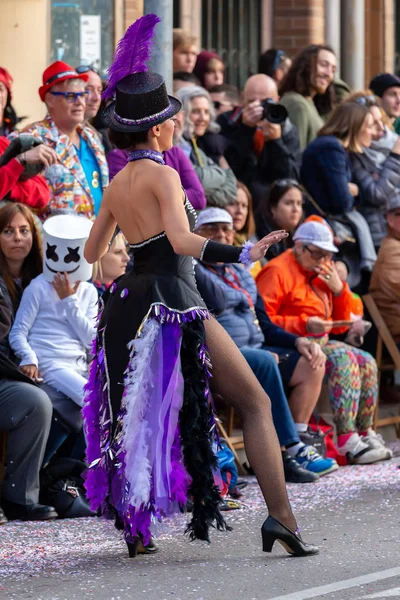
[126,537,159,557]
[261,515,319,557]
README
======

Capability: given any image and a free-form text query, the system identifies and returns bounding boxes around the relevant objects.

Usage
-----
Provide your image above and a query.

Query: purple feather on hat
[102,13,160,100]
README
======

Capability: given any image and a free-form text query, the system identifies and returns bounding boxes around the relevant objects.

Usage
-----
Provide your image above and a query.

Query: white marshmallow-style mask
[42,215,93,284]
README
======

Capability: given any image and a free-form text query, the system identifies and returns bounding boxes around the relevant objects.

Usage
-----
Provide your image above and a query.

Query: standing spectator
[92,232,129,297]
[257,220,391,464]
[209,84,240,116]
[106,127,206,210]
[279,45,337,149]
[369,73,400,129]
[0,67,18,136]
[76,65,103,121]
[258,49,292,84]
[219,74,301,208]
[173,71,200,94]
[176,86,237,207]
[348,92,400,249]
[173,29,198,74]
[193,51,225,90]
[369,196,400,343]
[0,136,55,210]
[255,179,304,259]
[12,61,109,219]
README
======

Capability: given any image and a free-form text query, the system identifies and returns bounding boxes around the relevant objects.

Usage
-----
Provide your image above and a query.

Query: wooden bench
[363,294,400,436]
[214,396,246,475]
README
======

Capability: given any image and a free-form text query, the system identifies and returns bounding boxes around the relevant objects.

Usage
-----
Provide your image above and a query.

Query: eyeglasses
[76,64,101,77]
[353,95,378,107]
[304,244,332,260]
[198,224,234,234]
[50,90,89,103]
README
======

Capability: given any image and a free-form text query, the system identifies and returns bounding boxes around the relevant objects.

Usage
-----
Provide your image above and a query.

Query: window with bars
[201,0,261,89]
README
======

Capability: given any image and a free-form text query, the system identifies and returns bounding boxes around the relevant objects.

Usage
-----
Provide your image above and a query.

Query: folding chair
[363,294,400,435]
[214,395,246,475]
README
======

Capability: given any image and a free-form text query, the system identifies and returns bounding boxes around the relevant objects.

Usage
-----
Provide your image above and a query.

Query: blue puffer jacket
[195,262,264,348]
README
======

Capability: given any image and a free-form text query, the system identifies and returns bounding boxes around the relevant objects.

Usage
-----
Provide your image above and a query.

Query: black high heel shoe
[126,537,159,557]
[261,516,319,557]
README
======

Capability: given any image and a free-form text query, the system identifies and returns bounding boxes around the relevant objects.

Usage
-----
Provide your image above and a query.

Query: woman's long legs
[204,317,297,531]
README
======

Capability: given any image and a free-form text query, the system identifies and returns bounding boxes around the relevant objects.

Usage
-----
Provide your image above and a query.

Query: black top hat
[101,72,181,132]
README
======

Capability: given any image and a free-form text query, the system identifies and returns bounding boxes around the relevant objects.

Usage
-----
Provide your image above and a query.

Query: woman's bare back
[105,160,184,244]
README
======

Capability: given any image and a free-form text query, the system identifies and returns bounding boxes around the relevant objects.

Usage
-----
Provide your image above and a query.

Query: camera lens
[261,99,288,125]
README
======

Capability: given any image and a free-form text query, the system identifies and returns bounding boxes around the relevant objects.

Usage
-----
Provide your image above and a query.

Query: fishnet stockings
[204,317,297,531]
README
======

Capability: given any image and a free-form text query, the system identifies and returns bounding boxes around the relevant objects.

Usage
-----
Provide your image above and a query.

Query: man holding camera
[218,74,301,208]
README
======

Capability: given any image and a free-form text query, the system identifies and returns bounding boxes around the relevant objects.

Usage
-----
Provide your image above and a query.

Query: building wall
[0,0,50,128]
[124,0,144,30]
[273,0,325,55]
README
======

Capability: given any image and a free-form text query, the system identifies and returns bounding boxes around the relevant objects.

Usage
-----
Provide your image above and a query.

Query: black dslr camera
[260,98,288,124]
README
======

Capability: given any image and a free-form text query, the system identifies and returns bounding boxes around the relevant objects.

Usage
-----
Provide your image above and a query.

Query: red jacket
[0,137,50,209]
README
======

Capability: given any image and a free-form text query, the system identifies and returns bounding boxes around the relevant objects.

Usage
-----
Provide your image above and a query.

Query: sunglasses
[198,224,234,234]
[213,100,231,110]
[353,95,378,107]
[272,179,303,190]
[76,64,101,77]
[50,90,89,103]
[304,244,332,260]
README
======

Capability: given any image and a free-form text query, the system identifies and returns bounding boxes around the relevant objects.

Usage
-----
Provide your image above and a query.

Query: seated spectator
[193,51,225,90]
[0,67,18,136]
[301,101,377,273]
[370,196,400,344]
[106,119,206,210]
[255,179,304,259]
[0,136,54,210]
[92,232,129,296]
[225,181,256,246]
[173,29,198,74]
[173,71,200,94]
[258,49,292,84]
[9,216,97,410]
[12,61,109,219]
[194,207,337,480]
[347,92,400,249]
[218,74,301,208]
[256,220,392,464]
[369,73,400,131]
[209,83,240,116]
[279,45,336,149]
[176,86,237,207]
[0,291,57,522]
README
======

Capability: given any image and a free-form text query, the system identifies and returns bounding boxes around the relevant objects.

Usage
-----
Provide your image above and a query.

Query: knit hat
[0,67,13,100]
[369,73,400,98]
[39,61,88,102]
[193,51,224,87]
[293,221,338,253]
[196,207,233,228]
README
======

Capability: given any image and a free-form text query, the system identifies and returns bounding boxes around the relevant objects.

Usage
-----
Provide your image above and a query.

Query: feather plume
[102,13,160,100]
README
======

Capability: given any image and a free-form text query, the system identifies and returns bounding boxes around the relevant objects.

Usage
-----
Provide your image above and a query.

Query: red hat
[0,67,13,100]
[193,51,224,87]
[39,61,88,102]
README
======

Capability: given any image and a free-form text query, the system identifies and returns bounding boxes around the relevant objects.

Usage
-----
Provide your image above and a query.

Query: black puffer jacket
[349,150,400,248]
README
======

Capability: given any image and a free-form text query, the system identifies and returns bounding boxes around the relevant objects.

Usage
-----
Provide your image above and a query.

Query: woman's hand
[52,272,80,300]
[18,144,58,168]
[348,182,359,197]
[295,337,326,369]
[315,261,344,295]
[249,230,288,262]
[306,317,333,334]
[20,364,39,381]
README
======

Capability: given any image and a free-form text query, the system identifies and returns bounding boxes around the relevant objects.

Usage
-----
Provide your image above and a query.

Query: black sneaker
[282,450,319,483]
[299,428,328,457]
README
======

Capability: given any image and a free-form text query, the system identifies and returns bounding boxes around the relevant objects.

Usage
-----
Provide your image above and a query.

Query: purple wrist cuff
[239,241,254,268]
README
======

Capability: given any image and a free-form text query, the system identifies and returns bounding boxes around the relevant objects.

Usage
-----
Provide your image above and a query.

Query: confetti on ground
[1,442,399,580]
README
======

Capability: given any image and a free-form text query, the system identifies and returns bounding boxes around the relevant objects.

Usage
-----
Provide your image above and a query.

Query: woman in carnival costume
[83,14,319,558]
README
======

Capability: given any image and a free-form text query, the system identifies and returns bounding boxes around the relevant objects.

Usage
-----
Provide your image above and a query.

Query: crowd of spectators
[1,30,400,526]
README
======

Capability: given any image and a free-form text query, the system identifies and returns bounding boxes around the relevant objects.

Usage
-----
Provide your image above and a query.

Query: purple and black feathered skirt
[82,268,229,546]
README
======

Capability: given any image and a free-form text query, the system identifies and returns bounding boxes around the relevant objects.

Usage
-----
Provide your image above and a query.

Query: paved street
[1,445,400,600]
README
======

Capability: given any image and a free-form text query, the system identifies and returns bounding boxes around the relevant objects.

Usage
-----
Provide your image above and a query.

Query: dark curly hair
[279,44,336,116]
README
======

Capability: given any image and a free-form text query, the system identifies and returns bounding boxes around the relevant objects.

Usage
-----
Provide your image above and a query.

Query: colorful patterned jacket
[10,115,109,219]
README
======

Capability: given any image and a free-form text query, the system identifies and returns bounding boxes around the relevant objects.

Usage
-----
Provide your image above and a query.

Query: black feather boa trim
[180,320,232,542]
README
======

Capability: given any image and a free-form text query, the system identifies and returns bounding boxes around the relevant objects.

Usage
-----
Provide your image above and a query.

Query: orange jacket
[256,249,354,336]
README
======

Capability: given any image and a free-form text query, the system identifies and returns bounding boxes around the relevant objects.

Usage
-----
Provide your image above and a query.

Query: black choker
[128,149,165,165]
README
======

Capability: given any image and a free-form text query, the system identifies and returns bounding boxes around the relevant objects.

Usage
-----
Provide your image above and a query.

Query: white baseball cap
[293,221,338,253]
[196,208,233,229]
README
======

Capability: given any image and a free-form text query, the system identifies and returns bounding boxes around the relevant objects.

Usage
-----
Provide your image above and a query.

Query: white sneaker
[337,432,389,464]
[362,429,393,460]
